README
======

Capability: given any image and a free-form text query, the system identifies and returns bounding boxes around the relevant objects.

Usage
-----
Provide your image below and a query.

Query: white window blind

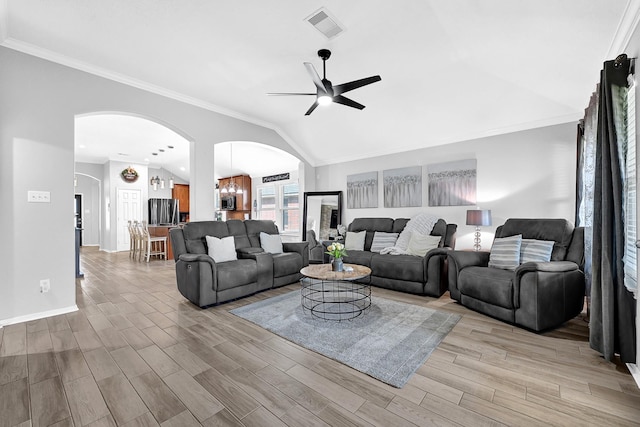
[624,75,637,295]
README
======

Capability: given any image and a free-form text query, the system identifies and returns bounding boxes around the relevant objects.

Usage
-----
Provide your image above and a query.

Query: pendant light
[222,143,243,194]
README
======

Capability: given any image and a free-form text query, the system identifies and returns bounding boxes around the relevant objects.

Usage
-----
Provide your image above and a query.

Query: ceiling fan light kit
[268,49,381,115]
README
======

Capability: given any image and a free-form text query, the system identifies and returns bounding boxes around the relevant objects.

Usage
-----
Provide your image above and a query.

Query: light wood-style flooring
[1,247,639,426]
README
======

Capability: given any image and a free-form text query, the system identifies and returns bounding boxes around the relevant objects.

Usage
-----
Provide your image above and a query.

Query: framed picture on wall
[427,159,477,206]
[383,166,422,208]
[347,171,378,208]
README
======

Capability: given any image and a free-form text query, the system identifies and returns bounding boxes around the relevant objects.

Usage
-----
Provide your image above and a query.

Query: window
[282,183,300,233]
[256,181,300,238]
[257,186,276,222]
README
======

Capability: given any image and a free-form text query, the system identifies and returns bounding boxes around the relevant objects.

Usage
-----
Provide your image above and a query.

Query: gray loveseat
[170,220,309,307]
[342,217,457,296]
[447,218,585,331]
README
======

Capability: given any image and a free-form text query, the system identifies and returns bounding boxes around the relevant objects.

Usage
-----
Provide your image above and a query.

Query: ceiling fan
[268,49,381,116]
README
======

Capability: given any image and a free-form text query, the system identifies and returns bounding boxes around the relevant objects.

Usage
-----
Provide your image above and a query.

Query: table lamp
[466,209,492,251]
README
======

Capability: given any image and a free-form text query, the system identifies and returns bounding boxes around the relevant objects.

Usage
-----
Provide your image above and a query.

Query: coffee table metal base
[301,278,371,321]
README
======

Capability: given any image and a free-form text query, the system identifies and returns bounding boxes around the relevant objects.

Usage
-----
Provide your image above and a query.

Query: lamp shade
[466,209,492,226]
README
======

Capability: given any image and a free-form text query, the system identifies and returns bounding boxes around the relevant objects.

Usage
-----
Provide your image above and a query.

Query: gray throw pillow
[520,239,554,263]
[488,234,523,270]
[370,232,399,252]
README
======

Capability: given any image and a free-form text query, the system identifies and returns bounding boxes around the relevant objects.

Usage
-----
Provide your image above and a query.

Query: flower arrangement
[326,242,347,259]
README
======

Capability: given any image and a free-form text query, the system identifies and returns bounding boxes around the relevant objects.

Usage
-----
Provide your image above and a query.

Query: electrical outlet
[40,279,50,293]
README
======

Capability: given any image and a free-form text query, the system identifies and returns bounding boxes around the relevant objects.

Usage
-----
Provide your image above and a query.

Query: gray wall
[315,122,578,250]
[0,46,311,325]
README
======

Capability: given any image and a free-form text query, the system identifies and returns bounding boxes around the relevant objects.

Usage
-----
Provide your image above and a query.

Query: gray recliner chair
[306,230,325,264]
[447,218,585,331]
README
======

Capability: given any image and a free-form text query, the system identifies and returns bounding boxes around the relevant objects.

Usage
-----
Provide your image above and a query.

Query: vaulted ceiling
[0,1,633,169]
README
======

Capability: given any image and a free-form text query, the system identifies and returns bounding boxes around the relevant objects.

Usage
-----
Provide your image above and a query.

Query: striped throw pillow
[488,234,523,270]
[370,232,399,252]
[520,239,554,263]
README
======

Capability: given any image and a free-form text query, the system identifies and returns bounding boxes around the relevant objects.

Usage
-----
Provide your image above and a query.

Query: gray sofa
[342,217,457,296]
[170,220,309,307]
[447,218,585,331]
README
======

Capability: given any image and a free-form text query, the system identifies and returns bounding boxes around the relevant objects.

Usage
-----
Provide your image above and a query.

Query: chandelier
[220,143,243,194]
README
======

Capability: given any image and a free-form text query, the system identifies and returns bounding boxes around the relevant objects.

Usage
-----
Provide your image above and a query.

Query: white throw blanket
[380,213,440,255]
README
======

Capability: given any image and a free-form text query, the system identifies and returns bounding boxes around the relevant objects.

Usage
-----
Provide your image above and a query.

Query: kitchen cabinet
[218,174,251,219]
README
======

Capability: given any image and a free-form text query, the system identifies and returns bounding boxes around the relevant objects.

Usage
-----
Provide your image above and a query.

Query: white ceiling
[1,0,633,170]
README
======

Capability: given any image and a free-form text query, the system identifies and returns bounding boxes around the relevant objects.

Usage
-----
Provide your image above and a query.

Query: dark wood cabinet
[172,184,189,220]
[219,175,251,219]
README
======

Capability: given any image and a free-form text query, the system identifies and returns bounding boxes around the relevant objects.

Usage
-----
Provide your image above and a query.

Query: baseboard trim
[0,305,79,327]
[627,363,640,389]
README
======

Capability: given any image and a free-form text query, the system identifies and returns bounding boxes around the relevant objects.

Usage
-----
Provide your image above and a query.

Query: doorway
[74,194,83,246]
[117,188,142,252]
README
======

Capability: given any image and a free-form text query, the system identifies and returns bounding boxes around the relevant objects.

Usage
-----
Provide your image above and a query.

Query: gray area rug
[230,290,460,388]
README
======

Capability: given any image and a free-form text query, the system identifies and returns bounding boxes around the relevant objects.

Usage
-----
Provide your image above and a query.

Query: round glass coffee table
[299,264,372,321]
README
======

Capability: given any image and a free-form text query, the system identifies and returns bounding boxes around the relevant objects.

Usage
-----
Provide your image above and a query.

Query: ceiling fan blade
[267,92,316,96]
[333,95,365,110]
[304,62,329,94]
[333,75,381,95]
[305,101,320,116]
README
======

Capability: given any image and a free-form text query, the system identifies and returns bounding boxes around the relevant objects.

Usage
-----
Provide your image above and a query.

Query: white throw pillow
[406,233,441,257]
[205,235,237,263]
[344,230,366,251]
[370,232,399,253]
[488,235,523,270]
[520,239,554,263]
[260,232,283,254]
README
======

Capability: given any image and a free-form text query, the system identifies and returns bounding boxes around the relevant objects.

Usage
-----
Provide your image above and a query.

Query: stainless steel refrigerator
[148,198,179,225]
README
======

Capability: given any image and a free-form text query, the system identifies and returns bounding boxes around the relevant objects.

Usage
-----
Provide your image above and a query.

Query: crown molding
[607,0,640,58]
[0,38,318,167]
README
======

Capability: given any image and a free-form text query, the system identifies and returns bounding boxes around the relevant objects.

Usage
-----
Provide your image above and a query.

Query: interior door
[117,188,142,251]
[74,194,83,246]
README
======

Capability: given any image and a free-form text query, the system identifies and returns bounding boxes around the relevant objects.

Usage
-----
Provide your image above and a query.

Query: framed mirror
[302,191,343,241]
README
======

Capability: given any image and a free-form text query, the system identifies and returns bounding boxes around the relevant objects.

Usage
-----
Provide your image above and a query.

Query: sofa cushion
[272,253,303,278]
[206,235,237,263]
[520,239,554,263]
[345,231,366,251]
[183,221,229,254]
[245,220,279,248]
[488,235,522,270]
[458,266,515,309]
[370,232,399,252]
[260,232,283,254]
[371,253,425,283]
[215,259,258,291]
[497,218,574,261]
[349,218,394,250]
[406,233,441,257]
[343,250,375,268]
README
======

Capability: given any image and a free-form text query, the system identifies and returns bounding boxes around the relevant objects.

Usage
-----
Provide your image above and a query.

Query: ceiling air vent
[305,8,345,40]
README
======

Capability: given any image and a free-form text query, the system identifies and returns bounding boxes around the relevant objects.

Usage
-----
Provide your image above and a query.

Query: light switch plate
[28,191,51,203]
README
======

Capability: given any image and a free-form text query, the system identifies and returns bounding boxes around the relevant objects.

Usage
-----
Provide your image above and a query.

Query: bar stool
[127,220,137,258]
[141,221,167,262]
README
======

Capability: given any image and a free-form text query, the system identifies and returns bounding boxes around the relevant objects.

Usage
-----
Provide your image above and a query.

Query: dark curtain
[589,58,637,363]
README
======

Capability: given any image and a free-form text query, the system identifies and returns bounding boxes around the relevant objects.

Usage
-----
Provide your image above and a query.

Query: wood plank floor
[1,246,638,426]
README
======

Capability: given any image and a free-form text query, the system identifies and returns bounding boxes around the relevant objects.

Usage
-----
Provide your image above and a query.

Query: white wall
[0,46,311,325]
[315,123,577,249]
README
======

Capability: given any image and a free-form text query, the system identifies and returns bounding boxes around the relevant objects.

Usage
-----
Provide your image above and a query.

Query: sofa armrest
[516,261,579,275]
[283,241,310,267]
[514,261,581,309]
[237,247,264,257]
[447,251,491,300]
[178,253,215,267]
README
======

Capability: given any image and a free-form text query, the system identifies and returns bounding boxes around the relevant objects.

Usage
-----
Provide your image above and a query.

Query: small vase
[332,257,344,272]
